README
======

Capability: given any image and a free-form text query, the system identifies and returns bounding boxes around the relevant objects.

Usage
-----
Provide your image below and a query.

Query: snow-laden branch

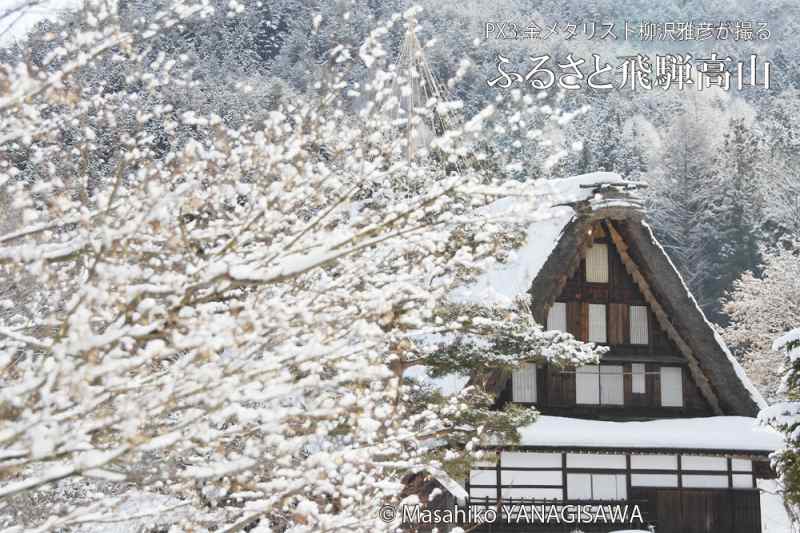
[0,2,596,530]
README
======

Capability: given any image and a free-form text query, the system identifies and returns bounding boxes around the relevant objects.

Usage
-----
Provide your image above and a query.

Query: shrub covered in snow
[761,328,800,520]
[0,1,599,530]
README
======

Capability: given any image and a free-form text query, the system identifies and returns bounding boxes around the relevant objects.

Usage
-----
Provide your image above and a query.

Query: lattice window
[585,243,609,283]
[588,303,607,343]
[547,302,567,332]
[512,363,537,403]
[660,366,683,407]
[629,305,649,345]
[632,363,646,394]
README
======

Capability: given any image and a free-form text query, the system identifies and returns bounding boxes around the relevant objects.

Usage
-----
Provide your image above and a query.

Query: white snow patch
[75,491,191,532]
[774,328,800,352]
[428,466,469,505]
[514,415,783,451]
[759,479,797,533]
[405,365,469,396]
[451,210,573,307]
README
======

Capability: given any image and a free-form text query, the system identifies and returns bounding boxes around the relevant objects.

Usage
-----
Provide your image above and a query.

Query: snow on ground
[514,415,783,451]
[759,479,796,533]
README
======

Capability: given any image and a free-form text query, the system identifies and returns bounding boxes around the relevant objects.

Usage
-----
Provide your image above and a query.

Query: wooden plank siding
[509,222,716,419]
[532,363,713,418]
[566,301,581,340]
[629,488,762,533]
[608,303,628,345]
[461,448,769,533]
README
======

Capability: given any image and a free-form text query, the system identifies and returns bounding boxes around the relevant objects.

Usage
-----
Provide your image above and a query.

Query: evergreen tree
[700,117,765,322]
[646,109,718,313]
[761,329,800,525]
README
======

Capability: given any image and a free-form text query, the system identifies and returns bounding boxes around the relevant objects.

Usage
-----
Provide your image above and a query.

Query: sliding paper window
[512,363,537,402]
[588,303,607,343]
[629,305,649,344]
[660,367,683,407]
[547,302,566,332]
[567,473,627,500]
[586,243,609,283]
[575,365,623,405]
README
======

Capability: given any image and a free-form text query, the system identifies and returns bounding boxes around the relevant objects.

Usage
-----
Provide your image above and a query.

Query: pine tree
[646,109,718,313]
[700,117,765,322]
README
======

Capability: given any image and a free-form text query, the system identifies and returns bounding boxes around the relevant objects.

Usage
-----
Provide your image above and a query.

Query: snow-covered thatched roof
[450,171,634,307]
[461,172,765,417]
[513,415,782,453]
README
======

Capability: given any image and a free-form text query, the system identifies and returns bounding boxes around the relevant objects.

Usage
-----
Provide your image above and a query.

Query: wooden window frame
[585,242,610,284]
[512,363,538,404]
[629,305,649,345]
[588,303,607,343]
[467,452,756,506]
[573,364,624,406]
[660,366,684,407]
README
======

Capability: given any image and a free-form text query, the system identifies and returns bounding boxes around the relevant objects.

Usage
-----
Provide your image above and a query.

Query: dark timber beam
[605,221,723,415]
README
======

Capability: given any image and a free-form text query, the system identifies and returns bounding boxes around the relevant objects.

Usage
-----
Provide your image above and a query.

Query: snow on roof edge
[450,172,626,307]
[514,415,783,452]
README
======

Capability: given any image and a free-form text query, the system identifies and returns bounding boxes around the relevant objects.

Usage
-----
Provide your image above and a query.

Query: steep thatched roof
[471,173,764,417]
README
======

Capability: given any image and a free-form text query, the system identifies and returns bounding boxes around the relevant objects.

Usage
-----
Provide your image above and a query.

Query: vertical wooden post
[626,454,632,499]
[496,452,502,505]
[727,457,733,489]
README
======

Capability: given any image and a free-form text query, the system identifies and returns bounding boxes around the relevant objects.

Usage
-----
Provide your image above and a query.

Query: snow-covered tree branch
[0,1,600,530]
[723,243,800,401]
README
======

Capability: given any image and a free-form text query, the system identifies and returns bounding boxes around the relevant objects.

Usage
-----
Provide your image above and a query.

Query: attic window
[588,304,607,343]
[660,367,683,407]
[629,305,649,345]
[576,365,623,405]
[631,363,646,394]
[547,302,566,332]
[576,366,599,404]
[585,243,609,283]
[512,363,537,403]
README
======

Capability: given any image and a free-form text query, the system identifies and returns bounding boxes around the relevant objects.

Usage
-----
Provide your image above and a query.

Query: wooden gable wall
[503,220,715,419]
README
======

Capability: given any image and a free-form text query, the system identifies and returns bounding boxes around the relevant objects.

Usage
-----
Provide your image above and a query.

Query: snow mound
[514,415,783,451]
